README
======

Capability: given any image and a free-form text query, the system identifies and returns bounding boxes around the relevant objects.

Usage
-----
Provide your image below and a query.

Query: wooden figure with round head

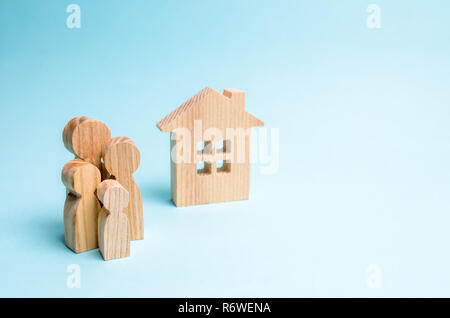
[63,116,111,171]
[62,159,101,253]
[103,136,143,240]
[97,179,131,261]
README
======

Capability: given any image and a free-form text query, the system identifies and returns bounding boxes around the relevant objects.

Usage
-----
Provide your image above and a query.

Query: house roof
[157,87,263,132]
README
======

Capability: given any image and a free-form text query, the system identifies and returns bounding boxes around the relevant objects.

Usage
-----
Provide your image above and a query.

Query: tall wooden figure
[63,116,111,177]
[62,159,101,253]
[97,180,131,261]
[103,137,143,240]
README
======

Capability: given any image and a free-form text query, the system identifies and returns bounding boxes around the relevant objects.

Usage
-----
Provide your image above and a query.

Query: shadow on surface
[37,211,68,251]
[25,207,106,261]
[12,207,70,255]
[140,181,173,207]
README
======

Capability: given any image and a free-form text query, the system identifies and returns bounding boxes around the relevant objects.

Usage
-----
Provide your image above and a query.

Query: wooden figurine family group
[61,87,264,261]
[62,116,143,261]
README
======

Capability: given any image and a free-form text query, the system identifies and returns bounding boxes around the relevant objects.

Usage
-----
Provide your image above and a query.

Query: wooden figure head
[62,158,101,195]
[103,136,141,177]
[97,179,129,213]
[63,116,111,169]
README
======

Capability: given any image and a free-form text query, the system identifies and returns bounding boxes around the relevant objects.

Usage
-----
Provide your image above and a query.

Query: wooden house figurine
[157,87,263,207]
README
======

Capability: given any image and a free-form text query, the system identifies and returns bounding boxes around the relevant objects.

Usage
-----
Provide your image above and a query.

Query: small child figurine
[97,179,131,261]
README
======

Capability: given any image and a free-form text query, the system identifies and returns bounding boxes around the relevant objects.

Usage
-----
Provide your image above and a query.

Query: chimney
[223,88,245,111]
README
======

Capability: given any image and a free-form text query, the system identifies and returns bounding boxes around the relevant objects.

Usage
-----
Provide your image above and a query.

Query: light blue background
[1,0,450,297]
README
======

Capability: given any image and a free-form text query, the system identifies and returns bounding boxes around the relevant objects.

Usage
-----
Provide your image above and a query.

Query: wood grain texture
[63,116,111,170]
[103,136,143,240]
[97,179,130,261]
[62,159,101,253]
[158,87,264,207]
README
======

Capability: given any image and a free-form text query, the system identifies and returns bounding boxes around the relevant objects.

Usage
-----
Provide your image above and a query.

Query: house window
[216,139,231,154]
[196,139,232,175]
[197,140,213,156]
[216,140,231,175]
[197,161,212,175]
[216,160,231,173]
